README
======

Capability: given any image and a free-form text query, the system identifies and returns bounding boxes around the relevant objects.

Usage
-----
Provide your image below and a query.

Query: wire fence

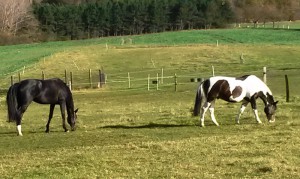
[3,66,298,98]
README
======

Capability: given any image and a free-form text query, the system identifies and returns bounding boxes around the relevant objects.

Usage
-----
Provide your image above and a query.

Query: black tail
[6,83,20,122]
[193,84,203,116]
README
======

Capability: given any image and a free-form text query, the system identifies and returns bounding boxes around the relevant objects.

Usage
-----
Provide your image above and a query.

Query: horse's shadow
[0,130,62,137]
[100,123,193,129]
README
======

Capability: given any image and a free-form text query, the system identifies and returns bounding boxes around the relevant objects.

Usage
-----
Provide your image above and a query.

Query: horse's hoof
[65,130,69,133]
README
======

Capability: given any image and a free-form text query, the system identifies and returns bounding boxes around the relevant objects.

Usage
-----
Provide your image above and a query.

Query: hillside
[0,28,299,178]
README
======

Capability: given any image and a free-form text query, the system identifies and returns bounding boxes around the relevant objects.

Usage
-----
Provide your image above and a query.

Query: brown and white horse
[193,75,278,127]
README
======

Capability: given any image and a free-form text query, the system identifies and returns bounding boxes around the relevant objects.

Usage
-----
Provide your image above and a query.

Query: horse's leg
[208,101,219,126]
[250,98,262,124]
[200,102,210,127]
[16,121,23,136]
[16,105,29,136]
[59,102,68,132]
[236,101,249,124]
[46,104,55,133]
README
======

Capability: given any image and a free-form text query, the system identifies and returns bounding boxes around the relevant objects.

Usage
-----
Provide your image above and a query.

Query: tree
[110,1,123,36]
[0,0,33,35]
[230,0,300,27]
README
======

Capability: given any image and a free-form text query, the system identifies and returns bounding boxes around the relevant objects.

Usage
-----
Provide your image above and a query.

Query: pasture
[0,28,300,178]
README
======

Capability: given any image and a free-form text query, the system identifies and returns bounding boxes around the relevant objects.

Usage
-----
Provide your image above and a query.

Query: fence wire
[1,66,299,99]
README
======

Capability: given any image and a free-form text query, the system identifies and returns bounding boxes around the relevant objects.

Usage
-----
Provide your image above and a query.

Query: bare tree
[0,0,32,35]
[230,0,300,26]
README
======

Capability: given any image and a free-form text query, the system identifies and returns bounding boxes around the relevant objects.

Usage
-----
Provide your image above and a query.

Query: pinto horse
[193,75,278,127]
[6,78,78,136]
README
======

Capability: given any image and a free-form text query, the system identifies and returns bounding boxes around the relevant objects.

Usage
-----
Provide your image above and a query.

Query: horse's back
[204,75,261,102]
[42,78,68,89]
[39,78,71,103]
[15,78,70,104]
[243,75,272,95]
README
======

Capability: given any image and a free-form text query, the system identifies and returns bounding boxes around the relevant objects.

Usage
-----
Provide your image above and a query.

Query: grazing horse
[193,75,278,127]
[6,78,78,136]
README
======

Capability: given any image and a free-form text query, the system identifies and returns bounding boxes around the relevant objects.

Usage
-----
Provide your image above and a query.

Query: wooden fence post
[128,72,131,89]
[161,68,164,84]
[98,69,106,88]
[148,74,150,91]
[263,67,267,84]
[11,76,14,86]
[174,73,177,92]
[18,72,21,82]
[240,53,244,64]
[285,75,289,102]
[212,66,215,76]
[42,71,45,80]
[156,73,159,90]
[70,72,73,90]
[98,70,102,88]
[65,70,68,83]
[89,69,92,88]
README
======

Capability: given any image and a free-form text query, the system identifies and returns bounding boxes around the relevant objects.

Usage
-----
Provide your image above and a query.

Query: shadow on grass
[0,130,58,137]
[101,123,194,129]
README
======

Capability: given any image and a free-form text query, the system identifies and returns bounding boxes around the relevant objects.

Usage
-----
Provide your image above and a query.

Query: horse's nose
[268,116,275,123]
[71,125,76,131]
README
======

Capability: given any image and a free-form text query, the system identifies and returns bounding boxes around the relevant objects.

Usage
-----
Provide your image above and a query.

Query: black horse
[6,78,78,136]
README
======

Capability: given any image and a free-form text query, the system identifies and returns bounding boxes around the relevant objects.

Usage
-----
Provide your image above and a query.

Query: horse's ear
[75,108,78,113]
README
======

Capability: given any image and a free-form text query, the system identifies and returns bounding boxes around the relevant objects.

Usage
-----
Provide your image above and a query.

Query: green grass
[1,27,300,78]
[0,91,299,178]
[0,28,300,178]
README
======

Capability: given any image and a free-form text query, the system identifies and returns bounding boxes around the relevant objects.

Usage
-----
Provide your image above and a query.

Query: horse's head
[264,101,278,122]
[68,108,78,131]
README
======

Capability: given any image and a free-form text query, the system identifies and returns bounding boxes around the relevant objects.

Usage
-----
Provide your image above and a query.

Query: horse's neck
[66,98,74,117]
[244,77,273,105]
[257,85,274,105]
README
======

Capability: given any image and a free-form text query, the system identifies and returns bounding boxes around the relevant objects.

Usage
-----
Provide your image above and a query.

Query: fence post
[161,68,164,84]
[174,73,177,92]
[148,74,150,91]
[240,53,244,64]
[70,72,73,90]
[285,75,289,102]
[263,67,267,84]
[128,72,131,89]
[89,69,92,88]
[65,70,68,83]
[42,71,45,80]
[156,73,159,90]
[18,72,21,82]
[98,70,102,88]
[69,81,72,91]
[11,76,14,86]
[212,66,215,76]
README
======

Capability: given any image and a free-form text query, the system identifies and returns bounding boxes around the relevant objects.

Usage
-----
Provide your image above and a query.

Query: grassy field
[0,28,300,178]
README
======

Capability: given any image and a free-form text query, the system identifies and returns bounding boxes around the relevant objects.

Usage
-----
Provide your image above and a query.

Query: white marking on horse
[17,125,23,136]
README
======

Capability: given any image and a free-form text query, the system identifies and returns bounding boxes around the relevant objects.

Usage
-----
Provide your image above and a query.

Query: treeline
[34,0,234,40]
[0,0,299,45]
